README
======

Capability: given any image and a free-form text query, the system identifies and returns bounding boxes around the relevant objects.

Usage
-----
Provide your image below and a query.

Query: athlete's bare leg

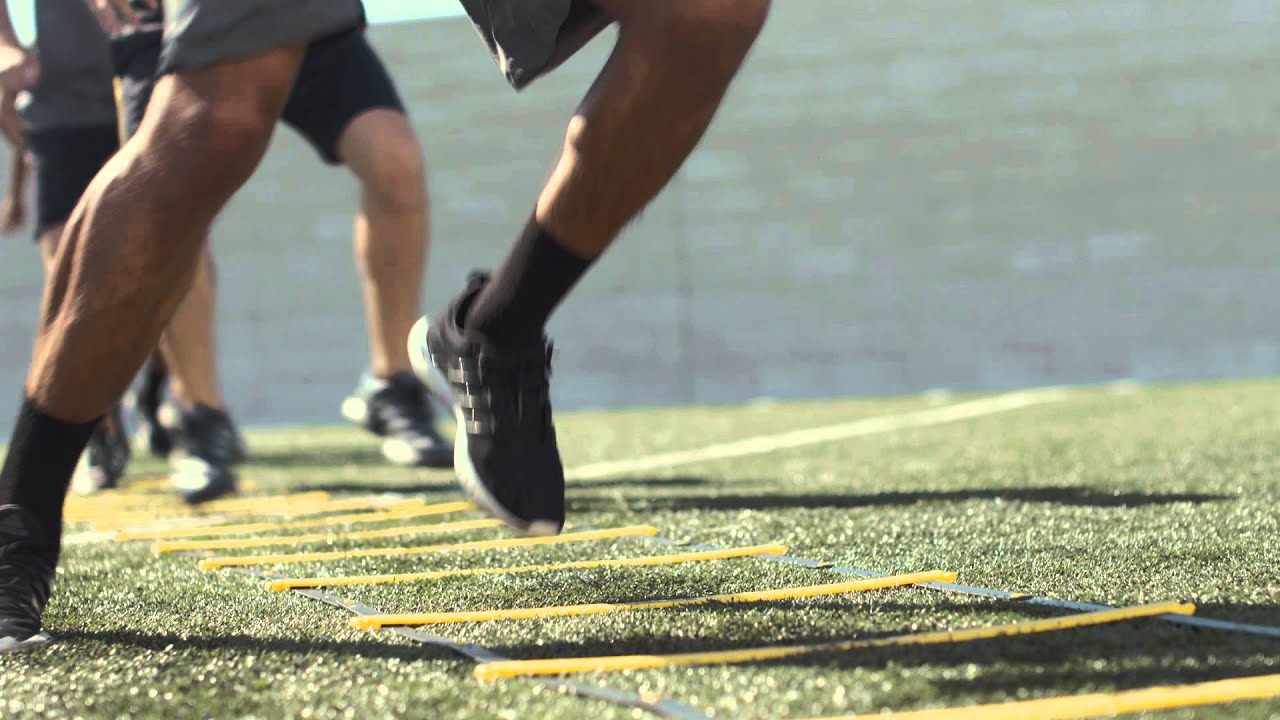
[337,108,427,379]
[419,0,771,534]
[27,49,304,420]
[157,251,225,411]
[536,0,771,257]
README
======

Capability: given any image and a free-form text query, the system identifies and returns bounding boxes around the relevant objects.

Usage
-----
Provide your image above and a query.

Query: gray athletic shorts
[158,0,366,74]
[458,0,612,90]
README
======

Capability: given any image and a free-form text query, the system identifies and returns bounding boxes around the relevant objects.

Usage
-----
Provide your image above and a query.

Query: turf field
[3,379,1279,719]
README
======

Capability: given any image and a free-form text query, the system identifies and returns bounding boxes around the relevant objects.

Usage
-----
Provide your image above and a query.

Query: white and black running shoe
[70,404,131,496]
[341,372,453,468]
[409,273,565,536]
[170,405,241,505]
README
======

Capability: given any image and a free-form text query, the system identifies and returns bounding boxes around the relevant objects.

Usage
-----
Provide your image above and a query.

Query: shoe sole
[0,631,53,654]
[407,317,560,537]
[170,457,238,506]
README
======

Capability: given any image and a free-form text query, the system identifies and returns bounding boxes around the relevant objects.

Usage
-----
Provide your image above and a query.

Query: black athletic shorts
[460,0,611,90]
[111,26,404,165]
[24,124,119,237]
[282,26,406,164]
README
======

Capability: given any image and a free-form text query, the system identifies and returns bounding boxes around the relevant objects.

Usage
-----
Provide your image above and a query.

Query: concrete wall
[2,2,1279,432]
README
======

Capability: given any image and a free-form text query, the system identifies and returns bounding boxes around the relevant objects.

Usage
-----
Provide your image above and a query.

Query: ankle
[0,398,100,541]
[462,216,593,347]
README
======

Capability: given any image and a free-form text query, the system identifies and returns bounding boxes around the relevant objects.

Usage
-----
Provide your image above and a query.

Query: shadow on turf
[294,475,712,496]
[487,602,1280,672]
[54,629,461,663]
[567,484,1231,512]
[1192,602,1280,628]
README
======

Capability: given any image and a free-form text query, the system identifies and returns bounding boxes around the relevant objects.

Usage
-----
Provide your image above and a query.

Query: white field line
[565,387,1074,481]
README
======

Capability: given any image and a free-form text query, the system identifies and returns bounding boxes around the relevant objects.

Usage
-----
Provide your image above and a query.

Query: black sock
[463,216,594,346]
[0,399,100,543]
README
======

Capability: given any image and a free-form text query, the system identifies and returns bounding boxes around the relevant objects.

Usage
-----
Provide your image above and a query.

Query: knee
[366,146,427,215]
[184,96,277,176]
[357,133,427,216]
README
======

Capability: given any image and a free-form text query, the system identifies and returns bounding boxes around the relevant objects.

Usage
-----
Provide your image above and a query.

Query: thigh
[24,125,120,237]
[460,0,612,90]
[158,0,366,74]
[280,28,407,165]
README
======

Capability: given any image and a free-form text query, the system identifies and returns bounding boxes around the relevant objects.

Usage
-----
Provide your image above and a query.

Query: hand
[84,0,159,37]
[0,45,38,93]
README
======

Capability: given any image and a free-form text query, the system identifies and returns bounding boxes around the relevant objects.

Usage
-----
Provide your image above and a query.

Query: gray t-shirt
[20,0,117,132]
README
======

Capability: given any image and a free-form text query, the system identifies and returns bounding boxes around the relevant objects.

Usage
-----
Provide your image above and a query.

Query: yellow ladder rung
[154,518,503,554]
[91,494,419,531]
[473,601,1193,680]
[804,665,1277,720]
[70,490,329,523]
[188,491,333,514]
[199,525,661,570]
[116,500,464,542]
[266,543,790,591]
[353,570,955,630]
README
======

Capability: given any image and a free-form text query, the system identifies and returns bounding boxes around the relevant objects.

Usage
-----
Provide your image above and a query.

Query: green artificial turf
[2,380,1278,719]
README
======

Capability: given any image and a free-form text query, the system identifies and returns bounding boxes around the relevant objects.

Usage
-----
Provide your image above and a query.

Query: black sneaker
[166,403,248,466]
[70,404,131,496]
[409,273,565,536]
[169,405,240,505]
[341,371,453,468]
[0,506,56,654]
[131,364,175,459]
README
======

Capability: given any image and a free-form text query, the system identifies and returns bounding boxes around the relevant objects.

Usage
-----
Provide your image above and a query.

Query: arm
[0,127,28,234]
[0,79,27,234]
[0,3,30,234]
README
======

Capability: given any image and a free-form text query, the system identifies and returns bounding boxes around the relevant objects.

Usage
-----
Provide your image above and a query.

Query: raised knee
[360,135,427,214]
[187,96,276,165]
